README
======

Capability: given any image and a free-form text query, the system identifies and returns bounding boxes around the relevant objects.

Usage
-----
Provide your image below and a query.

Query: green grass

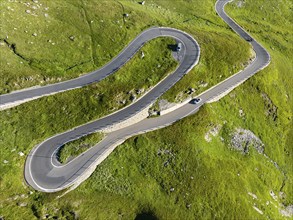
[57,132,104,164]
[0,0,150,93]
[0,0,292,219]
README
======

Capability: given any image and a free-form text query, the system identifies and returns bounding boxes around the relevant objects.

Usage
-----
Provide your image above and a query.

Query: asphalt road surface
[19,0,270,192]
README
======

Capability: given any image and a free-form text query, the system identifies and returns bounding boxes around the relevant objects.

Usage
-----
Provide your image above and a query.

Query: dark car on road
[192,98,202,104]
[177,42,182,51]
[245,36,253,42]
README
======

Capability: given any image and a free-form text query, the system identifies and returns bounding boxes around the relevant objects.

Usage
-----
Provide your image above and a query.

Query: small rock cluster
[157,148,175,167]
[204,124,222,142]
[280,205,293,217]
[236,0,245,8]
[261,92,278,121]
[148,108,160,117]
[185,87,196,95]
[198,81,208,88]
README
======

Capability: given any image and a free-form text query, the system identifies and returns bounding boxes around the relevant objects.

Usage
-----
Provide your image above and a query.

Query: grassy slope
[226,0,293,206]
[58,132,104,164]
[0,0,292,219]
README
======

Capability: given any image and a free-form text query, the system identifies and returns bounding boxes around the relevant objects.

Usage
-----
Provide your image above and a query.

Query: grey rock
[18,202,27,207]
[230,128,264,154]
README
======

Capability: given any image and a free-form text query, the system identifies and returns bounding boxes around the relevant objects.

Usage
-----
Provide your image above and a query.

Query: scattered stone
[261,92,277,121]
[17,202,27,207]
[18,152,24,157]
[237,0,245,8]
[130,94,137,102]
[199,81,208,88]
[69,35,75,41]
[141,1,145,5]
[148,109,159,117]
[33,0,39,3]
[248,192,258,200]
[120,99,126,105]
[136,88,145,95]
[123,13,129,17]
[164,160,170,167]
[280,205,293,217]
[32,33,37,37]
[205,124,222,142]
[44,13,48,17]
[239,108,245,117]
[141,51,145,59]
[186,87,195,94]
[253,206,263,215]
[190,176,194,180]
[25,9,31,14]
[20,194,28,199]
[170,187,175,192]
[285,94,289,99]
[0,42,5,47]
[3,160,9,164]
[279,191,286,200]
[270,190,278,201]
[186,204,191,209]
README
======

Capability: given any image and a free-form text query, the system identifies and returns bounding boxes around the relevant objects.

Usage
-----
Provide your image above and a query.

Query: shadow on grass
[135,211,158,220]
[168,44,178,52]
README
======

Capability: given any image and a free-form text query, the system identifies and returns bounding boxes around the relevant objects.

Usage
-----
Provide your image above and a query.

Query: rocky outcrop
[230,128,264,154]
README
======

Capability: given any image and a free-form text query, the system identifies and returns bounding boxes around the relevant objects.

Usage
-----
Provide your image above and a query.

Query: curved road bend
[0,28,197,110]
[24,0,270,192]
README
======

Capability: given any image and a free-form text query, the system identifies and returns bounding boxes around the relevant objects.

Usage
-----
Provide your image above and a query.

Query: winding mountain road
[0,0,270,192]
